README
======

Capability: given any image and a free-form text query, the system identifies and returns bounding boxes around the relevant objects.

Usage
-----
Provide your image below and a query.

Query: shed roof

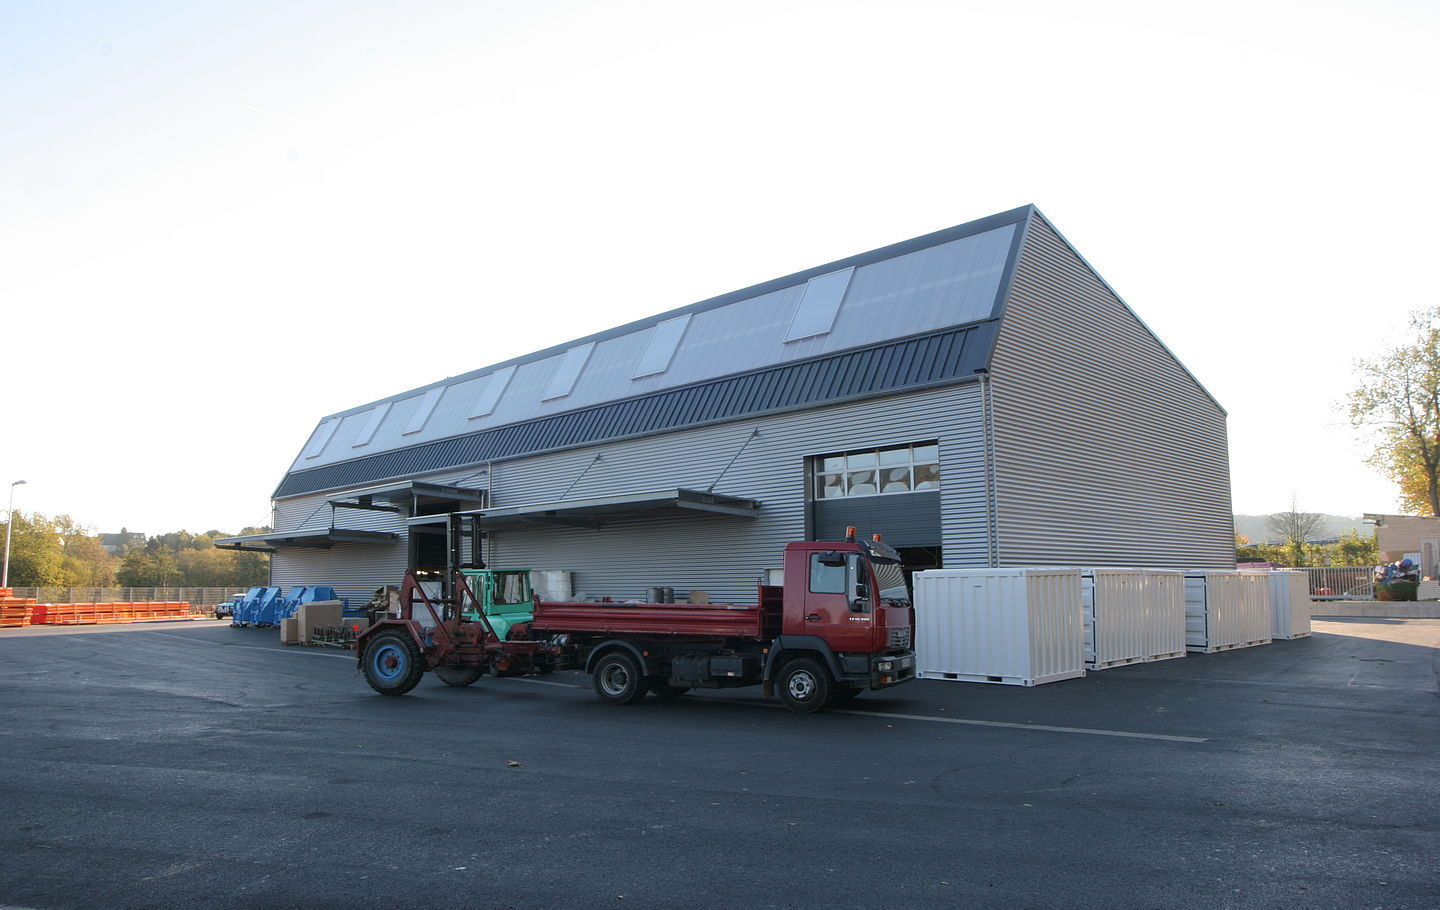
[277,205,1033,498]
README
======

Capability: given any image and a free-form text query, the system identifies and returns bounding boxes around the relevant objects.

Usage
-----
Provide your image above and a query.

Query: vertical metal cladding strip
[1183,573,1210,651]
[978,374,1000,567]
[1081,573,1098,665]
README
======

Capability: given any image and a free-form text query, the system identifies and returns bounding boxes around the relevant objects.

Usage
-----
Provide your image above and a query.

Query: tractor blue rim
[371,642,409,681]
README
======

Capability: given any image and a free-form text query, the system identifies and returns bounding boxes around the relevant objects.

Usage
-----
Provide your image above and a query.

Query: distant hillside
[1234,514,1371,545]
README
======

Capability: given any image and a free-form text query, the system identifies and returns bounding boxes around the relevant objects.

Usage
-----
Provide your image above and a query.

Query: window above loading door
[813,442,940,499]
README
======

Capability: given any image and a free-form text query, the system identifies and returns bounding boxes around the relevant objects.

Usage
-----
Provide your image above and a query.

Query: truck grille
[887,627,911,649]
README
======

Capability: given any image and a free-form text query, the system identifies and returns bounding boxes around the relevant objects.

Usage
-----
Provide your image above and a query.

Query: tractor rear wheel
[361,630,426,696]
[434,665,484,687]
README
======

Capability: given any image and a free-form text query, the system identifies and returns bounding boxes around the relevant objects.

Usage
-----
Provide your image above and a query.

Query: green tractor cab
[458,568,535,640]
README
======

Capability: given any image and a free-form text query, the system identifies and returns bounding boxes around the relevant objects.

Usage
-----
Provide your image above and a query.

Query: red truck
[356,532,916,714]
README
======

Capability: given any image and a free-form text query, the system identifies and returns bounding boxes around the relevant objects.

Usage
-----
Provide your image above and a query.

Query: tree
[3,511,66,585]
[1350,307,1440,515]
[1267,498,1324,567]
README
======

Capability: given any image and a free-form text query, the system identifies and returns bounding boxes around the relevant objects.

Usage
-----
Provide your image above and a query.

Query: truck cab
[771,536,916,700]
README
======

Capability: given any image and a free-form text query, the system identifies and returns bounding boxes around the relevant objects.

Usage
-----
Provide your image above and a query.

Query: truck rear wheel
[362,630,426,696]
[434,665,483,687]
[592,651,650,705]
[777,657,831,714]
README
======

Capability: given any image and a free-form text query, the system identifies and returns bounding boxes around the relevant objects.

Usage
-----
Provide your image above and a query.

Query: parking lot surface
[0,618,1436,909]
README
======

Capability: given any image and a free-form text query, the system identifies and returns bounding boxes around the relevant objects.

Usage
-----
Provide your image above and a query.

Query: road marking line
[831,708,1209,743]
[500,676,583,689]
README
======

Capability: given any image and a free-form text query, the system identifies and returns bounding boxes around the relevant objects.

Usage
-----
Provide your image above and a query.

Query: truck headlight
[877,660,894,671]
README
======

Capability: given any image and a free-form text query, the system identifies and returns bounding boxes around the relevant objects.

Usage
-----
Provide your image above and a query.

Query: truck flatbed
[532,596,775,640]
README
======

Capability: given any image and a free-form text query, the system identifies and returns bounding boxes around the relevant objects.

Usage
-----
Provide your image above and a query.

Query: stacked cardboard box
[296,600,344,644]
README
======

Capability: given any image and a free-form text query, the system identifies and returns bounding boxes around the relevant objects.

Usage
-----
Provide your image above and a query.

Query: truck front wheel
[362,630,426,696]
[592,651,650,705]
[777,657,831,714]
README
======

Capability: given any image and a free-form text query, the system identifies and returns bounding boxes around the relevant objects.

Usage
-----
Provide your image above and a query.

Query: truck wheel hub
[787,671,816,699]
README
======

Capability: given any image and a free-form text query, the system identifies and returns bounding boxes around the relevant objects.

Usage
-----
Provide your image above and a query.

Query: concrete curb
[1311,600,1440,619]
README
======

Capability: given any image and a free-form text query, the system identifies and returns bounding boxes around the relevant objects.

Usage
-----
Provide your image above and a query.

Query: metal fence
[3,587,246,610]
[1287,567,1374,600]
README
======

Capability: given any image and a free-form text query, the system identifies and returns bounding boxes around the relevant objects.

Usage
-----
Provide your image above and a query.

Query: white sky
[2,0,1436,535]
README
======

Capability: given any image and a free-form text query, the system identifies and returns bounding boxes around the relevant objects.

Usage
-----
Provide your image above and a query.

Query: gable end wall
[988,215,1234,567]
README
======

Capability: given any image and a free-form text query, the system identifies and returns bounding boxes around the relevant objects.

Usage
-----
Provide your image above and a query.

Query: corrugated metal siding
[988,214,1234,567]
[270,542,408,607]
[287,220,1020,474]
[277,385,988,605]
[276,323,996,498]
[270,465,492,604]
[912,568,1085,686]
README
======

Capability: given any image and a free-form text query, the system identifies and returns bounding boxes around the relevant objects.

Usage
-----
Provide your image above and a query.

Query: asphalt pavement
[0,618,1436,910]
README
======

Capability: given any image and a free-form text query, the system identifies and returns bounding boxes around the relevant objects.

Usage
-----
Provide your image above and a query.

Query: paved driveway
[0,618,1435,909]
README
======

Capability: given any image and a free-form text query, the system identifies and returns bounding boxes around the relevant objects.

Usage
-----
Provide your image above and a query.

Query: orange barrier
[20,601,195,626]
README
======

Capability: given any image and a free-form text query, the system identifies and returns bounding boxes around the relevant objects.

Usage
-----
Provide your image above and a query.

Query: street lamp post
[3,480,26,589]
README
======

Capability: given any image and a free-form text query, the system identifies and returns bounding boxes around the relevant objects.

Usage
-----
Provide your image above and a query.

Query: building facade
[219,206,1235,604]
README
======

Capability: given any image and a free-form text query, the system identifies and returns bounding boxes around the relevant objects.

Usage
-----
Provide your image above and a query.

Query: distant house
[100,531,146,555]
[1362,514,1439,562]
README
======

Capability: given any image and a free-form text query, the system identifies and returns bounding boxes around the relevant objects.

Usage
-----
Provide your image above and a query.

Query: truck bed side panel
[531,601,765,639]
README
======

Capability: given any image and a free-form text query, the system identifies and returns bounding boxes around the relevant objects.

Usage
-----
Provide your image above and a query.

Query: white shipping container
[1266,570,1312,640]
[1081,569,1187,669]
[1082,569,1148,669]
[913,568,1084,686]
[1183,572,1272,653]
[1144,570,1187,663]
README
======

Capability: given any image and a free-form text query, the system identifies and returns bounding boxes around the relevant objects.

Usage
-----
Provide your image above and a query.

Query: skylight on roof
[542,343,594,401]
[403,388,444,436]
[469,366,516,419]
[633,315,691,379]
[784,267,854,343]
[352,402,391,447]
[301,418,339,460]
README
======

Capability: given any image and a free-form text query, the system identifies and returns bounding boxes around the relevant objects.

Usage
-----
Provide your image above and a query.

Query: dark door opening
[892,546,942,601]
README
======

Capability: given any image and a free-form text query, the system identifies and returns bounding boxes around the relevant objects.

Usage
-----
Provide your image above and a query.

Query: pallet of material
[0,589,37,628]
[30,602,196,625]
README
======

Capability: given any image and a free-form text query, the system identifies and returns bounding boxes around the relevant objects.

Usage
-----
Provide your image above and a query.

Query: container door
[802,551,875,652]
